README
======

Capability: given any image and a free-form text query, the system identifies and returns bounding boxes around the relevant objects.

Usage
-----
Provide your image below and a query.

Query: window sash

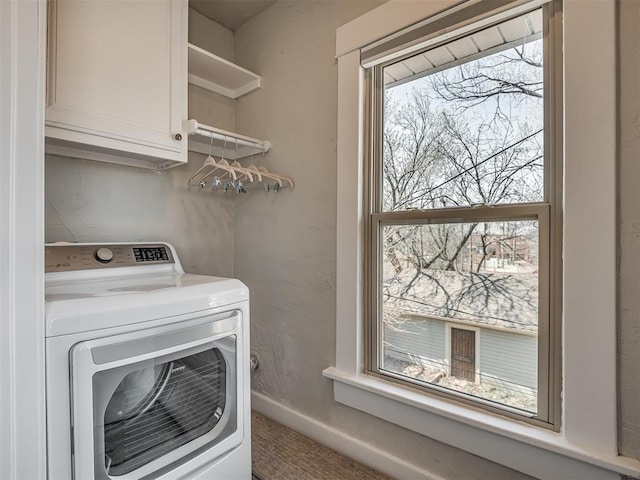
[372,203,546,224]
[364,1,561,428]
[369,206,550,422]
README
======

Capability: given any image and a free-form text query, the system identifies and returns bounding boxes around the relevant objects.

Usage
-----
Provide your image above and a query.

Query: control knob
[95,247,114,264]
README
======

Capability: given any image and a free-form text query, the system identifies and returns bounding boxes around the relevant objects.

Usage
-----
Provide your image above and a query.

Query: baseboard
[251,391,445,480]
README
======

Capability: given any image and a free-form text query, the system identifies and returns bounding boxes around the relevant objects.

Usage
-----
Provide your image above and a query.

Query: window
[328,0,621,476]
[365,6,561,426]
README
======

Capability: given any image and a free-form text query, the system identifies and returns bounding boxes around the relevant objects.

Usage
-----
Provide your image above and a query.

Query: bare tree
[382,91,445,212]
[429,42,543,112]
[383,93,542,275]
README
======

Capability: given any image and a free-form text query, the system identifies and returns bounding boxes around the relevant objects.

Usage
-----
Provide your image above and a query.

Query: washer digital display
[133,247,169,263]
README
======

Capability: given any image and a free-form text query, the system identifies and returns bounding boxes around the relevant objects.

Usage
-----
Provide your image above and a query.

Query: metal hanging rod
[183,119,271,160]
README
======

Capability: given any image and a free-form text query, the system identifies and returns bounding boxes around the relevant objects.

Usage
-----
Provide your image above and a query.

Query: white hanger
[230,161,255,182]
[205,157,238,183]
[274,172,294,189]
[187,134,236,186]
[227,140,254,182]
[187,155,215,186]
[187,155,238,187]
[245,164,263,182]
[255,166,283,188]
[257,166,294,188]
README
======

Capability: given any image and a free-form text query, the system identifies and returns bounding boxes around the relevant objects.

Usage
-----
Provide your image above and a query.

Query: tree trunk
[445,224,477,271]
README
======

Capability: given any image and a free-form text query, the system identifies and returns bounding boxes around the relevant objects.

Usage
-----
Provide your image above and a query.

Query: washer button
[95,247,114,264]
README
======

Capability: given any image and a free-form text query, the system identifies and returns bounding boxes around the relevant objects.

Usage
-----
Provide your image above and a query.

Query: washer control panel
[45,243,174,273]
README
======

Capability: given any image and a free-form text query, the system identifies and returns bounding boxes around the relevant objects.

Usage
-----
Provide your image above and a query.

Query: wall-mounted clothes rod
[184,119,271,160]
[185,119,293,194]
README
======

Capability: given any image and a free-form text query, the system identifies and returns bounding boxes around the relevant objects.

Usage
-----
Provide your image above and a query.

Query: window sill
[323,367,640,479]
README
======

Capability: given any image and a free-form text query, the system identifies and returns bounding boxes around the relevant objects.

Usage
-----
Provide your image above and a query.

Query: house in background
[2,0,640,479]
[383,269,538,411]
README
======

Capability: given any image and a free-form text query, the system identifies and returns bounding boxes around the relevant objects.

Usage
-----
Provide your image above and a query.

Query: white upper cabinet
[45,0,188,170]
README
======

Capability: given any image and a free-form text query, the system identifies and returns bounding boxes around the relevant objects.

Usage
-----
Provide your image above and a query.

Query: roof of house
[383,269,538,333]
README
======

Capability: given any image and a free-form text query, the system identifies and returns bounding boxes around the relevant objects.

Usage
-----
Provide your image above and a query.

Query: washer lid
[44,273,248,337]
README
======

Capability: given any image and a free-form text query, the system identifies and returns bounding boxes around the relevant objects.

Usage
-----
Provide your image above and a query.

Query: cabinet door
[45,0,187,169]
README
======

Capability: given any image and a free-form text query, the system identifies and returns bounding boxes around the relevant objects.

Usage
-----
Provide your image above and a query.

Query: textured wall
[189,7,234,61]
[233,2,533,478]
[45,11,236,278]
[619,0,640,460]
[44,151,235,276]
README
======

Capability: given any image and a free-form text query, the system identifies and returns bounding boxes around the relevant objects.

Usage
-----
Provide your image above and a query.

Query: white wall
[45,9,236,278]
[233,2,532,478]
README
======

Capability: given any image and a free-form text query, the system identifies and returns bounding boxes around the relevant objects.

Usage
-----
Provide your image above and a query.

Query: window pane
[382,10,544,212]
[380,220,538,413]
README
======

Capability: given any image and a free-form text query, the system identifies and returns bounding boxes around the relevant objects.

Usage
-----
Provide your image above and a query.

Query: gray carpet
[252,412,393,480]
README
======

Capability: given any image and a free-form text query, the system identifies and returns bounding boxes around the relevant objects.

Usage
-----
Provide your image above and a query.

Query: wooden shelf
[188,43,261,99]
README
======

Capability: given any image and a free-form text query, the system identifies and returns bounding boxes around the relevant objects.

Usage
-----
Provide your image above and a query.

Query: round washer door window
[97,347,228,476]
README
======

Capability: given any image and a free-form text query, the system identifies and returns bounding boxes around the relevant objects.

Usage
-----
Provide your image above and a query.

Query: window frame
[325,0,629,477]
[363,4,561,429]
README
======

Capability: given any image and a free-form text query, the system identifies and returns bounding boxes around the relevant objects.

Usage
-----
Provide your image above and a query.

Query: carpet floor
[251,412,393,480]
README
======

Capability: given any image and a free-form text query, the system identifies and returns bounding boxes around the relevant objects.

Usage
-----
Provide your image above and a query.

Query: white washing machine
[45,242,251,480]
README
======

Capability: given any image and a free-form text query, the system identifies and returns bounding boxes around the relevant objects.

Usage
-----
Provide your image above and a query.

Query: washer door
[103,363,169,425]
[99,346,229,476]
[70,312,244,480]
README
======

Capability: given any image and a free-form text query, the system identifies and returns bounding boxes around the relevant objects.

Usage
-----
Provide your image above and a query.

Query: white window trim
[0,1,47,478]
[324,0,640,478]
